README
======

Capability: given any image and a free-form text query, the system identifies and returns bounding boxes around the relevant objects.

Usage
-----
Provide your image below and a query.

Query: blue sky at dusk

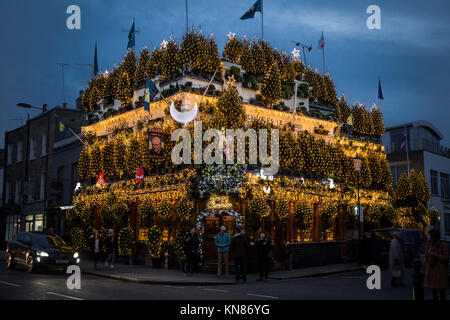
[1,0,449,146]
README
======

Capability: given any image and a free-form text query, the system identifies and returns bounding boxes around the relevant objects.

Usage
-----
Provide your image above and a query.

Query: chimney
[42,104,47,112]
[63,102,67,109]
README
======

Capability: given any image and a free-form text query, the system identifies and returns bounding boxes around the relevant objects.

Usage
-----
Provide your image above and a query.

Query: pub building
[69,33,393,270]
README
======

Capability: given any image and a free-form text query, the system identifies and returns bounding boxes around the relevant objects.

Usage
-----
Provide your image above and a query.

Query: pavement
[0,250,362,286]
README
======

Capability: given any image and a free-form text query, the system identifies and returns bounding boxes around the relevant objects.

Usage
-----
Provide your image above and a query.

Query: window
[430,170,439,195]
[29,138,37,160]
[441,173,450,199]
[41,133,47,156]
[7,144,13,165]
[445,213,450,236]
[5,181,12,203]
[14,180,21,204]
[17,141,23,162]
[4,214,19,241]
[71,162,78,195]
[40,172,46,201]
[28,176,37,201]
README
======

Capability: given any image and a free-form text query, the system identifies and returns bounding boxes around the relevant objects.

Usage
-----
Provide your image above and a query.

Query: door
[203,215,220,262]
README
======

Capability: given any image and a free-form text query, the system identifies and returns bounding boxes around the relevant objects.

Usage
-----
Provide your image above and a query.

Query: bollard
[164,250,169,270]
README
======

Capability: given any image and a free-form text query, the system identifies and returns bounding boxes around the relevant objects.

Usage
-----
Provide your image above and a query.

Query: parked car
[371,228,427,267]
[6,231,80,273]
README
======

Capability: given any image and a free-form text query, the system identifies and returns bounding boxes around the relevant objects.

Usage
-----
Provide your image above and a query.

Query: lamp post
[353,155,362,240]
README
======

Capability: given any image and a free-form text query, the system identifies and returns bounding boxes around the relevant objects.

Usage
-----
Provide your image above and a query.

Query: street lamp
[353,155,362,241]
[17,103,47,112]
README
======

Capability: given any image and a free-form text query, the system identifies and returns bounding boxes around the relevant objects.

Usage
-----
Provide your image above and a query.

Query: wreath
[157,200,172,218]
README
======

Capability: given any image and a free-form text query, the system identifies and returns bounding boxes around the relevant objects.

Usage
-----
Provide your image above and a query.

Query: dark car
[371,228,427,267]
[6,232,80,273]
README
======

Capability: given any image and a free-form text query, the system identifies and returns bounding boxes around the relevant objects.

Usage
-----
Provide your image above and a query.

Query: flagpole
[185,0,188,32]
[322,31,325,74]
[261,0,264,40]
[405,126,410,175]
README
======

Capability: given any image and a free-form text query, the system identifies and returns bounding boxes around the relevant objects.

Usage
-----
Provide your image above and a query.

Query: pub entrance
[201,212,236,262]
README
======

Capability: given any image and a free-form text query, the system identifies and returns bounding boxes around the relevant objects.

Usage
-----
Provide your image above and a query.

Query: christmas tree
[161,38,181,79]
[134,47,151,87]
[223,34,243,63]
[261,63,282,106]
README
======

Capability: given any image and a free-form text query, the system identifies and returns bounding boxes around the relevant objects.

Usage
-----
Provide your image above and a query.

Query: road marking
[33,281,48,286]
[203,288,229,293]
[47,292,84,300]
[0,280,21,287]
[163,285,185,289]
[247,293,278,299]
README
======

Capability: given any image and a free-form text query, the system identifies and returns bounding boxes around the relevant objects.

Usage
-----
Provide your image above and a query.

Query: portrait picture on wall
[148,128,167,158]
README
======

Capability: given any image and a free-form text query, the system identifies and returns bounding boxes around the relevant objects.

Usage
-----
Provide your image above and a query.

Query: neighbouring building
[382,120,450,240]
[1,107,86,247]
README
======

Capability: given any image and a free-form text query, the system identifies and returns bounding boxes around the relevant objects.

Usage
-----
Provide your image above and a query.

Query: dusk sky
[1,0,449,147]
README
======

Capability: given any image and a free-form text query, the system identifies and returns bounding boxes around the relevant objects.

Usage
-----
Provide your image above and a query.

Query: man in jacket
[89,229,103,270]
[215,226,231,277]
[231,227,250,283]
[184,227,200,276]
[256,232,272,281]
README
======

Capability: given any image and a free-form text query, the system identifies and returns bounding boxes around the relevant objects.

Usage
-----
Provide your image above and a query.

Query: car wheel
[6,253,15,269]
[26,255,35,273]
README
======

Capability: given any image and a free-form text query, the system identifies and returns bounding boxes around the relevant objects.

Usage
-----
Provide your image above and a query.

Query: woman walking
[424,229,449,300]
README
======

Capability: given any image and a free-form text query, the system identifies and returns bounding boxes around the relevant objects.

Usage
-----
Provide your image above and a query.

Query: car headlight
[37,251,49,257]
[73,252,79,259]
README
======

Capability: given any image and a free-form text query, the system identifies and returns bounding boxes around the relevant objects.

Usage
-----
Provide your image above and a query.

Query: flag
[240,0,262,20]
[400,127,407,151]
[144,77,159,112]
[93,41,99,76]
[318,32,325,50]
[55,114,72,138]
[127,19,135,50]
[378,77,384,100]
[344,112,354,134]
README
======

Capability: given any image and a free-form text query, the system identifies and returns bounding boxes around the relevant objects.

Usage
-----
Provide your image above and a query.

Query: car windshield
[32,234,66,248]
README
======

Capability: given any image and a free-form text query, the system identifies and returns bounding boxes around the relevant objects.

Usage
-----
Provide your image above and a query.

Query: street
[0,264,434,300]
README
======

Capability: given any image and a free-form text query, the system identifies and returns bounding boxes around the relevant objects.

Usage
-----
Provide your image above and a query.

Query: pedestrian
[61,230,71,245]
[359,232,373,266]
[389,231,405,287]
[184,227,199,276]
[215,225,231,277]
[105,229,117,269]
[424,229,449,300]
[231,227,250,283]
[256,232,272,281]
[89,229,102,270]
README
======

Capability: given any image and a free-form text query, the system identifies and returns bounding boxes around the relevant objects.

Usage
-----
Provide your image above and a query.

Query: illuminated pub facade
[69,34,394,269]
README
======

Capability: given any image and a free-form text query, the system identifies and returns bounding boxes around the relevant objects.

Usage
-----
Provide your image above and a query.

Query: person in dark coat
[231,227,250,283]
[256,232,272,281]
[184,228,200,276]
[89,229,103,270]
[105,229,118,269]
[61,230,71,245]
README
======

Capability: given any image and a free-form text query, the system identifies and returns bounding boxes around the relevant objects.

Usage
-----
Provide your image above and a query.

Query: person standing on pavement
[105,229,117,269]
[424,229,449,300]
[256,232,272,281]
[184,227,200,276]
[389,231,405,287]
[89,229,102,270]
[231,227,250,283]
[215,226,231,277]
